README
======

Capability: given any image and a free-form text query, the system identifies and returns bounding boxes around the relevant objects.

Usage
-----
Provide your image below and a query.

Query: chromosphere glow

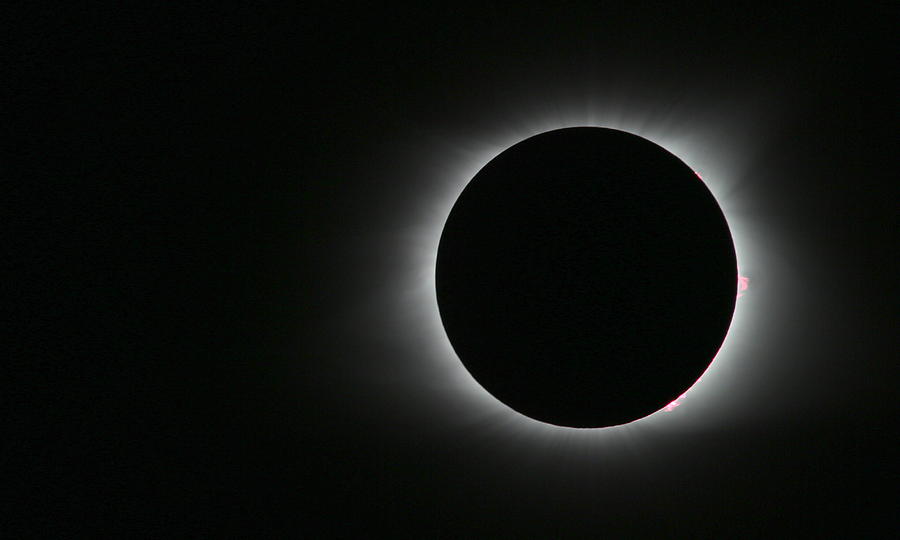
[360,97,772,446]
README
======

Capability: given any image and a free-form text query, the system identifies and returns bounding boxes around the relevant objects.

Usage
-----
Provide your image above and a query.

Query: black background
[7,3,896,538]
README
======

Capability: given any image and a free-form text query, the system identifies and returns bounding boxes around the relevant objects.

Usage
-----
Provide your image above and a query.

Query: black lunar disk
[436,127,737,428]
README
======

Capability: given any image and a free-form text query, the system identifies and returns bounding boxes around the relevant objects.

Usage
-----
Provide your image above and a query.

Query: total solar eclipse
[436,127,737,428]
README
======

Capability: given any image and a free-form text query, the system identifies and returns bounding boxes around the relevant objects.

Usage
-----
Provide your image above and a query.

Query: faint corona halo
[435,127,737,428]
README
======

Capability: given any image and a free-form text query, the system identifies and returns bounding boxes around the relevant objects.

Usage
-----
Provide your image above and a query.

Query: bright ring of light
[370,103,768,447]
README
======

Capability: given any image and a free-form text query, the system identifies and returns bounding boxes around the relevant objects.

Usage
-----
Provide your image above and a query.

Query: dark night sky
[7,3,896,537]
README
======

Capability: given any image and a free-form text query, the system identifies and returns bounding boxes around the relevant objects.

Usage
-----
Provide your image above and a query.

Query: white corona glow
[368,100,772,449]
